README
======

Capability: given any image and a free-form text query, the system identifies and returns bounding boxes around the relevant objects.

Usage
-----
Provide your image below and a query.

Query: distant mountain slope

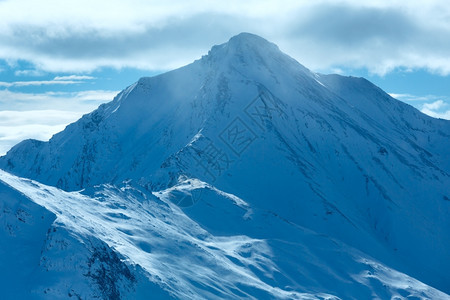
[1,33,449,298]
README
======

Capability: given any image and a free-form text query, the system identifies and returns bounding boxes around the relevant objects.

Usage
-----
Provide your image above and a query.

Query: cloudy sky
[1,0,450,154]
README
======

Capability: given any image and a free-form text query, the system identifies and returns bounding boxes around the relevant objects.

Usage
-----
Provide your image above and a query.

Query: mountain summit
[205,32,311,73]
[1,33,449,299]
[0,32,326,191]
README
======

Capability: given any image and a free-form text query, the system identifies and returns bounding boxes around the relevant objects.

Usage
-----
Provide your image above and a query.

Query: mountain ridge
[1,169,448,299]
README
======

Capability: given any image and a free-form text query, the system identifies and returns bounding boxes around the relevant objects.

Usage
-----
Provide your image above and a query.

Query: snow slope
[0,33,449,298]
[1,170,448,299]
[0,175,160,300]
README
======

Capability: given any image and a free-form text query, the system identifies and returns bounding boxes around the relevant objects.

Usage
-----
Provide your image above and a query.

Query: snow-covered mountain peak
[0,33,449,298]
[74,33,317,127]
[208,32,280,58]
[203,32,314,79]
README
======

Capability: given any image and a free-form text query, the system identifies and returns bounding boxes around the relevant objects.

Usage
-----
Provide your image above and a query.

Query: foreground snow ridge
[1,170,448,299]
[0,170,307,299]
[0,33,449,299]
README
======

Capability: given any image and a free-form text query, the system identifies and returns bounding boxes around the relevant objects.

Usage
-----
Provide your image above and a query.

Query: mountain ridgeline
[1,33,449,299]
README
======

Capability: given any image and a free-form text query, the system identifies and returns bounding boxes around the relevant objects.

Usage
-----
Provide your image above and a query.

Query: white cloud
[0,1,449,74]
[330,68,345,75]
[0,110,82,126]
[421,108,450,120]
[389,93,442,102]
[0,88,119,155]
[389,93,450,120]
[422,100,446,111]
[14,69,45,76]
[53,75,95,80]
[421,100,450,120]
[0,89,118,111]
[0,74,95,87]
[0,80,81,87]
[389,93,411,100]
[0,110,82,155]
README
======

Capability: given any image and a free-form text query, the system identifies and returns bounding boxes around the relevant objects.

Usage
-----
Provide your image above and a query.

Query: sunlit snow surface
[1,170,448,299]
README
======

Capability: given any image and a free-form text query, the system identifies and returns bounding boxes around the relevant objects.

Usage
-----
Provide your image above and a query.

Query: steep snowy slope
[1,33,449,297]
[0,175,164,299]
[1,170,449,299]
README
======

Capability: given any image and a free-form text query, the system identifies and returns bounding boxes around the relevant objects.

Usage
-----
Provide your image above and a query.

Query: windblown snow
[0,33,449,299]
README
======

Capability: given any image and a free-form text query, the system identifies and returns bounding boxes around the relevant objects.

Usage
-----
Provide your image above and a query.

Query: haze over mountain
[1,33,449,299]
